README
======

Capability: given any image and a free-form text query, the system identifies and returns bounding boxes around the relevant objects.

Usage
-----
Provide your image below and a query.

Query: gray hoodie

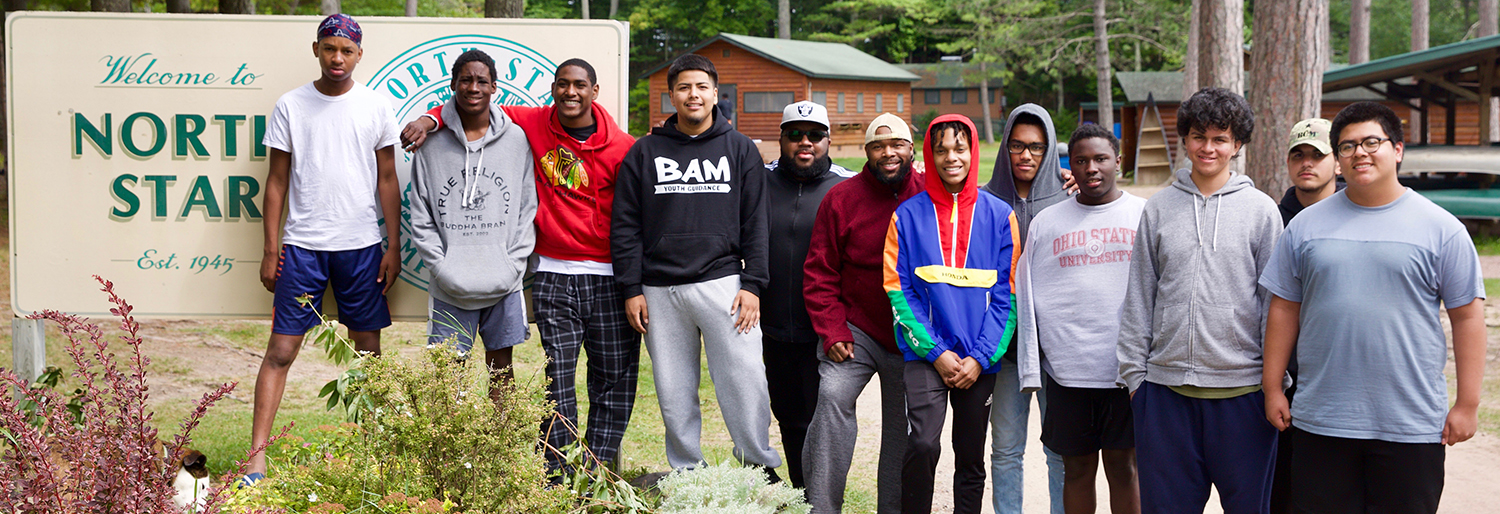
[407,100,537,310]
[982,103,1070,247]
[1117,168,1283,392]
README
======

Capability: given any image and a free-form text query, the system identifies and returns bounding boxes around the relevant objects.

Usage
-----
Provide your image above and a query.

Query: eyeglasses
[1008,141,1048,156]
[1336,137,1391,158]
[783,129,829,143]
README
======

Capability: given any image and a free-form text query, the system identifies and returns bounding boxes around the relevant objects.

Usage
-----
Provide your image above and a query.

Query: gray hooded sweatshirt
[982,103,1071,247]
[407,100,537,311]
[1117,168,1283,392]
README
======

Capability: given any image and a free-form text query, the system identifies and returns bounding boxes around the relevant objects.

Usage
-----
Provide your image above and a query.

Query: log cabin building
[642,33,920,157]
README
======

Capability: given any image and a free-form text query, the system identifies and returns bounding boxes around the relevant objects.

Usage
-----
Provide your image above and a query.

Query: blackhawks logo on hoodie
[540,145,589,190]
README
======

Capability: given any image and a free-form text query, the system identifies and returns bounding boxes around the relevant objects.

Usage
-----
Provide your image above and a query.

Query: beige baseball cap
[1288,118,1333,154]
[865,113,913,146]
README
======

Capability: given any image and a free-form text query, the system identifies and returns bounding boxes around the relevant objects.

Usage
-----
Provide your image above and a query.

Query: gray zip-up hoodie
[1117,168,1282,392]
[407,100,537,310]
[982,103,1070,246]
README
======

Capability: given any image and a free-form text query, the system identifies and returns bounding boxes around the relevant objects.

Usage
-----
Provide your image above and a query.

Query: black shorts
[1040,372,1134,456]
[1289,427,1444,514]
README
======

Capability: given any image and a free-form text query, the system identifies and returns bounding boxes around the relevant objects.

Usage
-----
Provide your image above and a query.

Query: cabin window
[924,90,941,105]
[897,93,905,112]
[744,92,796,113]
[660,93,676,113]
[875,94,884,111]
[856,93,865,112]
[952,90,968,104]
[838,92,846,113]
[812,91,827,106]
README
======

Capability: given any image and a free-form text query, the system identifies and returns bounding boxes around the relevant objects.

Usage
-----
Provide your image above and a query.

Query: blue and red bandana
[317,14,362,47]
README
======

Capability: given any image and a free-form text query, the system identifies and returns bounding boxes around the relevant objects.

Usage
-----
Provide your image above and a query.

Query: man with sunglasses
[762,100,855,489]
[1260,101,1484,513]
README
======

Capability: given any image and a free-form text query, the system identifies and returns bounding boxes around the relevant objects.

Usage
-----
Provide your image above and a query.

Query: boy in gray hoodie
[982,103,1067,514]
[408,50,538,383]
[1116,87,1282,512]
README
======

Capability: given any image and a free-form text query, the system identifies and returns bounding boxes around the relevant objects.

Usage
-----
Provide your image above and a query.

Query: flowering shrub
[227,343,572,513]
[0,276,282,513]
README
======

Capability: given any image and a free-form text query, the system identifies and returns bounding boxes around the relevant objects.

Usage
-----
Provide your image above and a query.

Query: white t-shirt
[1016,192,1146,390]
[535,255,614,276]
[263,82,400,251]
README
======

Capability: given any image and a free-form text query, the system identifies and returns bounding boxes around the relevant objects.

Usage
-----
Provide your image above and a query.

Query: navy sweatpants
[1132,382,1278,514]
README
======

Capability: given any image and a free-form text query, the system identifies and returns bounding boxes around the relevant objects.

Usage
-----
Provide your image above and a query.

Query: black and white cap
[780,101,830,130]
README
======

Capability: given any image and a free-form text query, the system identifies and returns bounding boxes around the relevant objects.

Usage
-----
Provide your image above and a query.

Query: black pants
[1270,385,1295,514]
[901,361,996,514]
[1290,427,1444,514]
[763,335,821,488]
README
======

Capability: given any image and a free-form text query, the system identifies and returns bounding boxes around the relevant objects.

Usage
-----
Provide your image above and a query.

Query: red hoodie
[423,103,634,262]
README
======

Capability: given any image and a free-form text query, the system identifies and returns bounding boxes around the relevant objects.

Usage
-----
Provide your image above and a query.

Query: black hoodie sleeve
[737,140,770,296]
[611,140,647,298]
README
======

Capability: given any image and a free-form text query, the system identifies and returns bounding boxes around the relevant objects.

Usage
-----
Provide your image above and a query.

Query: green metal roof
[1415,188,1500,219]
[1324,34,1500,92]
[896,63,1003,89]
[640,33,920,83]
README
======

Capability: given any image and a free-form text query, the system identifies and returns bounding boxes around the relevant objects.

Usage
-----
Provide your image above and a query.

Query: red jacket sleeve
[803,192,855,353]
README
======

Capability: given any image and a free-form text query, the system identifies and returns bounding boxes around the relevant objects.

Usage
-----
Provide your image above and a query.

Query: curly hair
[1330,101,1404,147]
[450,49,498,84]
[1177,87,1254,144]
[1069,123,1119,155]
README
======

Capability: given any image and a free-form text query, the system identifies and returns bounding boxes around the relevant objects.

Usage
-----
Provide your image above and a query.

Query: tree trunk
[581,0,588,19]
[1413,0,1429,51]
[168,0,191,12]
[1350,0,1370,64]
[1056,73,1065,114]
[1094,0,1113,131]
[980,60,994,144]
[485,0,522,18]
[220,0,253,14]
[1247,0,1328,196]
[1199,0,1242,93]
[93,0,128,11]
[321,0,338,14]
[609,0,617,18]
[1483,0,1497,142]
[406,0,416,16]
[778,0,790,39]
[1183,0,1201,100]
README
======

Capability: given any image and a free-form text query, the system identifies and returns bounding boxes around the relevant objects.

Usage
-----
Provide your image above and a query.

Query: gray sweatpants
[803,323,907,514]
[642,275,781,470]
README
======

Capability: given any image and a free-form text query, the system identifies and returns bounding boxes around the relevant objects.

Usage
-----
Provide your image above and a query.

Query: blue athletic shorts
[272,244,392,335]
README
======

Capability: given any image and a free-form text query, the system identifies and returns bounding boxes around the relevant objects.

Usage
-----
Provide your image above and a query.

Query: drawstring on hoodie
[1191,193,1224,251]
[461,146,485,209]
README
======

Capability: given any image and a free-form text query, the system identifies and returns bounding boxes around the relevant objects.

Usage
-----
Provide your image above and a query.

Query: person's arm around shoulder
[400,105,444,153]
[732,139,769,334]
[611,142,649,333]
[804,191,855,362]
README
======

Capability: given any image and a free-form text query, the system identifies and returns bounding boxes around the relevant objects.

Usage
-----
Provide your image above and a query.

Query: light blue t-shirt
[1259,189,1485,443]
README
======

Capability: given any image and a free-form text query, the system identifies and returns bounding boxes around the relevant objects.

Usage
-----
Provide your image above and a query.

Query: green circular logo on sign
[368,35,556,291]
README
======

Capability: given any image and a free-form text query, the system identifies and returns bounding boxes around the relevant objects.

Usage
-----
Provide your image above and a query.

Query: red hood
[921,114,981,267]
[548,101,624,150]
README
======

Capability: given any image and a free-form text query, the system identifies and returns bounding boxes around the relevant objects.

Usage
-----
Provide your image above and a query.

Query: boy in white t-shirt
[244,14,401,484]
[1016,124,1143,514]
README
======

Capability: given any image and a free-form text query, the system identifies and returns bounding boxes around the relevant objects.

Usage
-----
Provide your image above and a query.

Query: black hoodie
[762,159,854,343]
[611,104,769,298]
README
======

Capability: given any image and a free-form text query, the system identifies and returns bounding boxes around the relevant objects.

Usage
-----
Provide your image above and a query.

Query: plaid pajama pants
[533,271,641,471]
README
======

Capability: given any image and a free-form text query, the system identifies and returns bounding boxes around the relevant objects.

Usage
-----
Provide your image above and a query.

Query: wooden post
[1481,58,1494,145]
[1420,81,1431,145]
[12,318,45,393]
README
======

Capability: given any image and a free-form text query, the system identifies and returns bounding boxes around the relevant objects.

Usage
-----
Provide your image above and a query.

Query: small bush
[655,462,810,514]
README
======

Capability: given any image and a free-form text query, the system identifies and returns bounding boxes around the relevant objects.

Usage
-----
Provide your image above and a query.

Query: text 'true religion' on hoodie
[883,114,1020,374]
[611,104,769,298]
[407,99,538,311]
[1117,167,1283,392]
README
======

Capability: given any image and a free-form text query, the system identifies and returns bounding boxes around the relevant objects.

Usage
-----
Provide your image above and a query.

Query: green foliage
[801,0,959,63]
[654,462,810,514]
[1331,0,1485,63]
[296,294,376,424]
[552,440,654,513]
[230,345,573,513]
[627,0,775,68]
[913,108,941,140]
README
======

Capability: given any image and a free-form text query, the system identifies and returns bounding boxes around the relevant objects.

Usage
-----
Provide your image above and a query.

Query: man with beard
[802,112,923,513]
[761,100,855,489]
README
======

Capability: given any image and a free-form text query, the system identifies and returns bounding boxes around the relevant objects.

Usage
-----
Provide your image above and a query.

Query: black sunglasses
[783,129,829,143]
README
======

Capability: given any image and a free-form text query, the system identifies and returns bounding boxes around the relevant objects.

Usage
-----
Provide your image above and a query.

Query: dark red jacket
[424,103,634,262]
[802,162,923,354]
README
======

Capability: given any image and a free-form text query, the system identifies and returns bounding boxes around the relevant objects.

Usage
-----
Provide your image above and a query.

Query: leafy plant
[550,435,655,513]
[298,294,375,424]
[0,276,285,514]
[654,462,810,514]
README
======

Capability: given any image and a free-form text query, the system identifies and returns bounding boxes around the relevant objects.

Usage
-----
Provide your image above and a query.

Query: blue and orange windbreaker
[882,114,1020,374]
